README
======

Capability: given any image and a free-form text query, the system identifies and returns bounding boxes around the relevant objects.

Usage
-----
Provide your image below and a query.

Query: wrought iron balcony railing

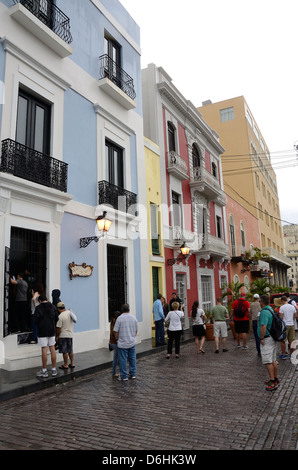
[0,139,68,192]
[13,0,72,44]
[99,54,136,101]
[98,180,137,215]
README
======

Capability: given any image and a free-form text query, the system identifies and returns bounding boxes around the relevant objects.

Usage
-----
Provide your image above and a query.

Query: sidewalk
[0,331,193,403]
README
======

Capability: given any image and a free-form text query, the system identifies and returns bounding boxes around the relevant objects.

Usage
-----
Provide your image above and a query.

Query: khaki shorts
[286,325,295,343]
[213,321,228,338]
[260,336,277,364]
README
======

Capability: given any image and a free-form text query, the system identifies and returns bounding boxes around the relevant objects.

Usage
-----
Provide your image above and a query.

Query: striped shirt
[114,313,138,349]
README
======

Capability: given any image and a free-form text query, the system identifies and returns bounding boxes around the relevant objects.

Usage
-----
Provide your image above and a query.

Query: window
[229,216,236,256]
[216,216,222,239]
[167,122,176,152]
[240,221,245,247]
[16,88,51,155]
[192,144,200,168]
[220,107,234,122]
[211,162,217,178]
[150,203,160,255]
[104,33,121,85]
[201,275,212,312]
[172,191,182,227]
[105,139,124,188]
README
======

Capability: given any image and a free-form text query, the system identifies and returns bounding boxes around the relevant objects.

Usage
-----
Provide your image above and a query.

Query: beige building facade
[198,96,290,286]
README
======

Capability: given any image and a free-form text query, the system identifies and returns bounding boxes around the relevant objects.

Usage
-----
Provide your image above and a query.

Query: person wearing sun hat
[250,294,261,356]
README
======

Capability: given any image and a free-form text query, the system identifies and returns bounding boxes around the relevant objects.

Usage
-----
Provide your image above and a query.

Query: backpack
[235,299,246,318]
[264,306,287,342]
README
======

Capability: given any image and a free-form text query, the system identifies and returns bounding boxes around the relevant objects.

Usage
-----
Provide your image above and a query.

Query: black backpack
[264,306,287,342]
[235,299,246,318]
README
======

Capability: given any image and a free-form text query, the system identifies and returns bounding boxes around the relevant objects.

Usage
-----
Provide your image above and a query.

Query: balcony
[98,180,137,216]
[0,139,68,192]
[10,0,72,57]
[195,234,230,261]
[98,55,136,110]
[167,151,188,181]
[189,167,226,205]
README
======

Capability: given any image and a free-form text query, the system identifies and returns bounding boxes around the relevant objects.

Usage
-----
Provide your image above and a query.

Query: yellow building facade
[144,138,166,336]
[198,96,290,285]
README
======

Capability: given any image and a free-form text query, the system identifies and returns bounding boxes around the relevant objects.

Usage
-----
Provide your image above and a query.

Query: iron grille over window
[99,54,136,101]
[98,180,137,215]
[0,139,68,192]
[14,0,73,44]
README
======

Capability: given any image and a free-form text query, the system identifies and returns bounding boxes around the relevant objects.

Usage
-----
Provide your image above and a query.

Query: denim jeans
[118,346,136,379]
[155,319,165,346]
[109,343,119,375]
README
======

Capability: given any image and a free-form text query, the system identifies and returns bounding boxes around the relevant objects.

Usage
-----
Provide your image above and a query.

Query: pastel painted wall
[63,89,97,206]
[60,212,100,332]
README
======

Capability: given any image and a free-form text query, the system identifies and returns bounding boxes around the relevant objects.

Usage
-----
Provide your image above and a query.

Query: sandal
[59,364,69,370]
[69,364,75,369]
[200,349,205,353]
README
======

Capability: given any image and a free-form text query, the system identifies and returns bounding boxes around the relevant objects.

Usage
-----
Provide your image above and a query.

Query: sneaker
[237,344,242,348]
[281,355,288,360]
[266,380,278,391]
[265,378,280,386]
[130,376,136,379]
[51,368,57,377]
[36,369,48,378]
[242,345,248,350]
[118,377,128,381]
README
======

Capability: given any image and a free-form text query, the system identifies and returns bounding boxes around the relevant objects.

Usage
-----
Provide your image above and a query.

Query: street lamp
[167,242,190,265]
[80,212,112,248]
[180,242,190,256]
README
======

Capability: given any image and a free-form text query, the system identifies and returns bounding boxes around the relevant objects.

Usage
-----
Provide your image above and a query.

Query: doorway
[176,273,188,329]
[5,227,47,336]
[107,245,127,321]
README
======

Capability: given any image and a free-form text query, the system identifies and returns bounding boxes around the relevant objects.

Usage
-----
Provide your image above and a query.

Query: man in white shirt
[114,304,138,381]
[56,302,77,370]
[279,296,297,359]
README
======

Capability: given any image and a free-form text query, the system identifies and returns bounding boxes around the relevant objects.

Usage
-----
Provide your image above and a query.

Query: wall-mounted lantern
[80,211,112,248]
[167,242,190,266]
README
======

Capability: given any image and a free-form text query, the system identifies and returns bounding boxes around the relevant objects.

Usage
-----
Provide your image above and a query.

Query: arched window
[192,144,200,168]
[229,215,236,256]
[167,122,176,152]
[211,161,217,178]
[240,221,246,248]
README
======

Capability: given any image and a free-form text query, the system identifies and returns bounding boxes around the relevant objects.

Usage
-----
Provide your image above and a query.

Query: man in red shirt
[230,293,251,349]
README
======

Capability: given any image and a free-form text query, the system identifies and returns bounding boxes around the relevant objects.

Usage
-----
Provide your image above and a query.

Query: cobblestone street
[0,334,297,451]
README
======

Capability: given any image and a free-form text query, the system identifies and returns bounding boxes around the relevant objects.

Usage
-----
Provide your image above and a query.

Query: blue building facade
[0,0,150,370]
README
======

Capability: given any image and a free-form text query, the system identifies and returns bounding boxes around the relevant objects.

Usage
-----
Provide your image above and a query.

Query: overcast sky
[120,0,298,226]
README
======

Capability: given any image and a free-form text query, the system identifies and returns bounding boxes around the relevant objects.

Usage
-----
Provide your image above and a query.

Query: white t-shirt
[165,310,184,331]
[279,303,296,326]
[192,308,205,325]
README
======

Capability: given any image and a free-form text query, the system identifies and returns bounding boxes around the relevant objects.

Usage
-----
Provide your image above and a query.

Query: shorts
[192,324,206,338]
[260,336,277,364]
[38,336,56,348]
[286,325,295,343]
[234,320,249,334]
[58,338,73,354]
[213,321,228,338]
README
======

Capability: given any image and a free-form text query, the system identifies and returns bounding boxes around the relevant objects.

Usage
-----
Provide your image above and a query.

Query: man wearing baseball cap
[250,294,261,356]
[56,302,77,370]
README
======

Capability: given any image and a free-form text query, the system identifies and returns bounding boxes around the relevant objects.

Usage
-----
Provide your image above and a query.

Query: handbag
[109,342,113,351]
